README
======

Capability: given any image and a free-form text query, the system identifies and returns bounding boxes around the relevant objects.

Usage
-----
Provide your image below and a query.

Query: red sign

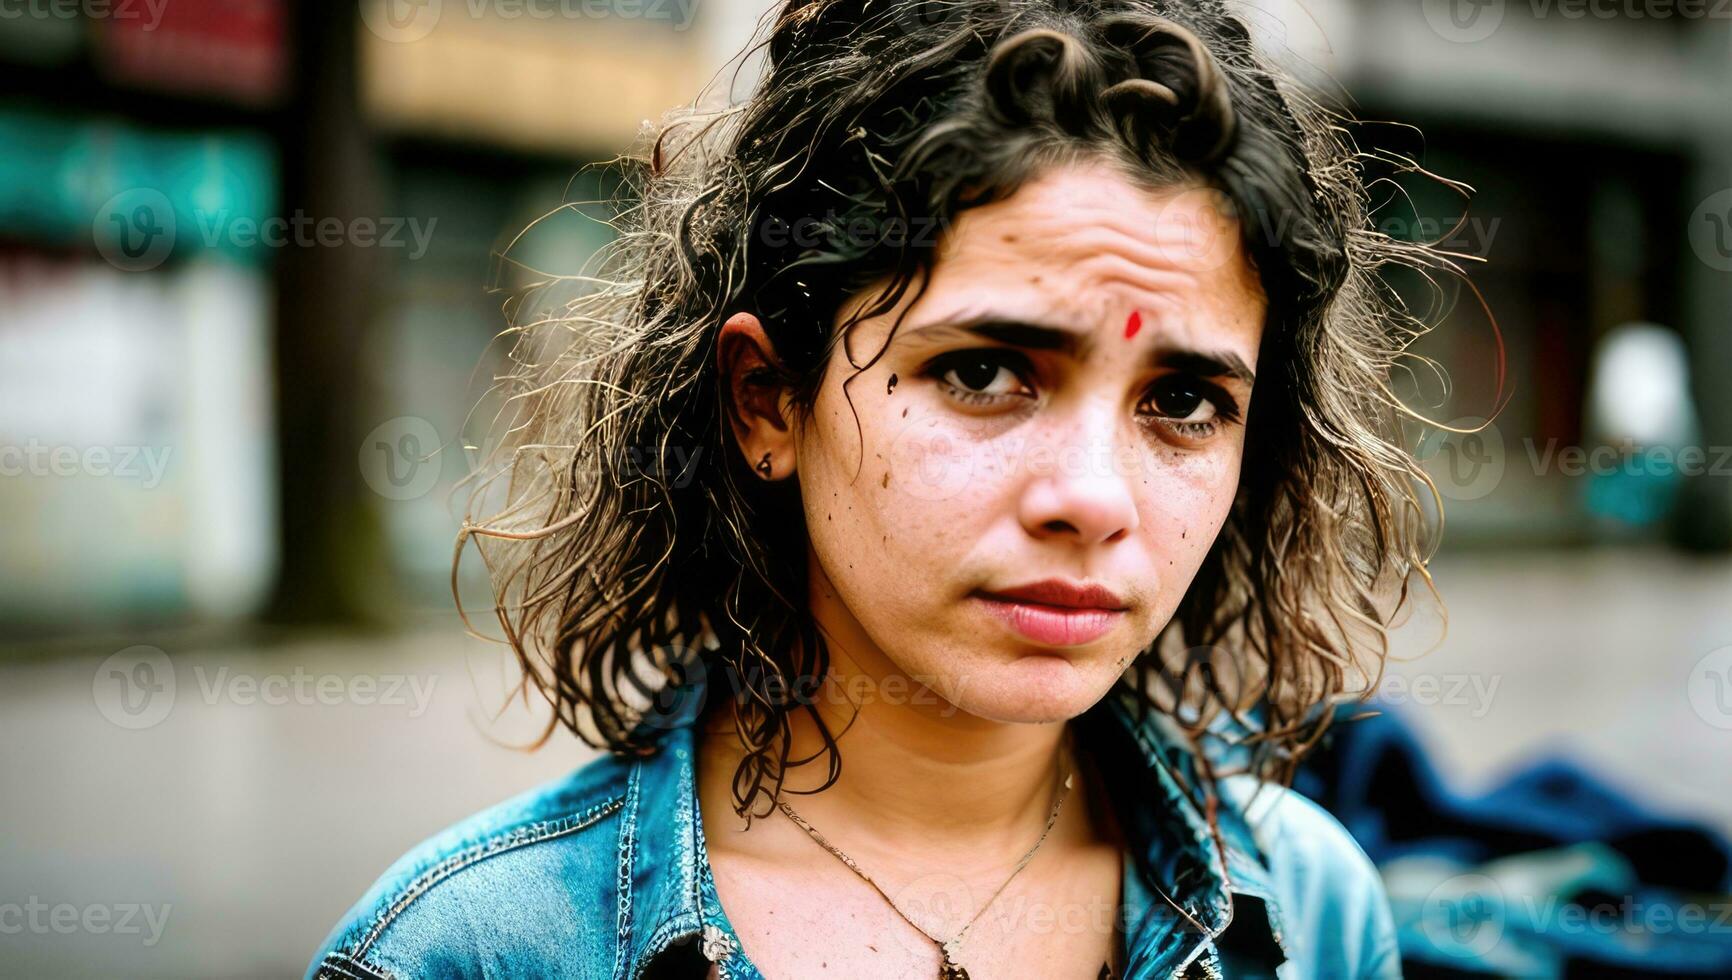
[94,0,287,105]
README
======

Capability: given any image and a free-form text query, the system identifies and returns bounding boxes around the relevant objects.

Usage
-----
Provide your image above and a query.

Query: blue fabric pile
[1294,706,1732,978]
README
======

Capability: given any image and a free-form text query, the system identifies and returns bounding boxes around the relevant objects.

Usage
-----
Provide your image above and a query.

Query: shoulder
[305,749,638,980]
[1218,774,1403,980]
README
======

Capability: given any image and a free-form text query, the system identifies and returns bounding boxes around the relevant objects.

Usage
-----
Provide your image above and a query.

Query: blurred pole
[265,5,392,623]
[1677,27,1732,553]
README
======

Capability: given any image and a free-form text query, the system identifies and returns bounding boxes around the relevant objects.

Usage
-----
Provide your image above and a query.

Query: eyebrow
[904,319,1257,386]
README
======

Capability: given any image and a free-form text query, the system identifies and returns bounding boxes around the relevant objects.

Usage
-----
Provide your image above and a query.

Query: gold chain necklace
[772,739,1075,980]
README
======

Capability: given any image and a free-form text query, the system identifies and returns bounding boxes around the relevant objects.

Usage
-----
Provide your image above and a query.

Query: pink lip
[971,579,1130,647]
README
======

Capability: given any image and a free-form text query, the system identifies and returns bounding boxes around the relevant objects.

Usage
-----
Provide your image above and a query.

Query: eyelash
[927,352,1024,407]
[920,349,1243,440]
[1148,375,1243,439]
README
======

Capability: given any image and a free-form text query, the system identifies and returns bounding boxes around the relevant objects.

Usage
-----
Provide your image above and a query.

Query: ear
[717,311,797,481]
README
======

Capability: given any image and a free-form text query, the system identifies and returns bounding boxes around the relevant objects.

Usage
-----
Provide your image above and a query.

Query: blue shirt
[308,682,1401,979]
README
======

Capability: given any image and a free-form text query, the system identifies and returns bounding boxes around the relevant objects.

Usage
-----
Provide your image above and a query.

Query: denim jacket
[308,681,1401,979]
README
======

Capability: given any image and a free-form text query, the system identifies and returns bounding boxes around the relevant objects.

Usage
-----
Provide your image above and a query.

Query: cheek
[798,398,1003,597]
[881,411,1002,506]
[865,411,1015,564]
[1140,443,1243,578]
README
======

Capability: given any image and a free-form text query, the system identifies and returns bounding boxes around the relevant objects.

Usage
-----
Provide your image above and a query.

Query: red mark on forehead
[1124,310,1143,340]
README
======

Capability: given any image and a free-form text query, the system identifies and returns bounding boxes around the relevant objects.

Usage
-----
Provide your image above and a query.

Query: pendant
[939,939,970,980]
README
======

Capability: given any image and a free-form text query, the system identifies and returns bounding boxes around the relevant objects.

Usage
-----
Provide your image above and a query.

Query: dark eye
[1147,375,1219,424]
[948,356,1013,393]
[926,350,1035,405]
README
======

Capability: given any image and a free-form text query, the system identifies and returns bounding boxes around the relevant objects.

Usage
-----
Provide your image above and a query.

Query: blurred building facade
[1,1,1728,640]
[0,0,765,637]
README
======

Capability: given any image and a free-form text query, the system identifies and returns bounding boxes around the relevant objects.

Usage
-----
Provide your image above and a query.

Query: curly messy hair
[456,0,1452,822]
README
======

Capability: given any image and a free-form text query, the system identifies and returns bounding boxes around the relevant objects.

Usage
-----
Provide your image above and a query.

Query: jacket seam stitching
[615,760,642,980]
[350,794,627,960]
[317,951,400,980]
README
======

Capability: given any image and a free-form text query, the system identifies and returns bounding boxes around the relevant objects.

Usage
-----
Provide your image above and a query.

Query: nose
[1015,400,1141,546]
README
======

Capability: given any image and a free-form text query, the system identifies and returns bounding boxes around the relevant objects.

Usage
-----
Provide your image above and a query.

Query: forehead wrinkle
[894,187,1260,357]
[942,230,1210,311]
[944,186,1241,279]
[1035,218,1192,274]
[1000,216,1243,313]
[1076,255,1206,304]
[899,259,1245,359]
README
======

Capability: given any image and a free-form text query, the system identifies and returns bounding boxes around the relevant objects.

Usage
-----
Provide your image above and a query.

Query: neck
[698,615,1099,873]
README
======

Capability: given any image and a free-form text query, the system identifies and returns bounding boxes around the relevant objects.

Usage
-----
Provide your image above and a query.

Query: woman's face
[745,159,1267,725]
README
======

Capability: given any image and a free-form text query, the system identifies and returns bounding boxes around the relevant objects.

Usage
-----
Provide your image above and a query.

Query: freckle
[1003,233,1017,243]
[1031,275,1042,285]
[1124,310,1143,340]
[887,373,898,394]
[902,407,908,417]
[881,471,889,488]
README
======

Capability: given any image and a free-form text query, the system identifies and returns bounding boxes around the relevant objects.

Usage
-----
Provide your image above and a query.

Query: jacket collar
[1073,685,1286,975]
[623,678,1284,978]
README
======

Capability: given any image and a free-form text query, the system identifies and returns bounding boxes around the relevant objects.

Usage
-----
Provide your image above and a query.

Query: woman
[310,0,1443,976]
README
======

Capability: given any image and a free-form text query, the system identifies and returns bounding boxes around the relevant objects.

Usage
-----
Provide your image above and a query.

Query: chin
[948,653,1116,725]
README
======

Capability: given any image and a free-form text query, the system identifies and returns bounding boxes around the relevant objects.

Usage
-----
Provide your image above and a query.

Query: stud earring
[756,452,772,478]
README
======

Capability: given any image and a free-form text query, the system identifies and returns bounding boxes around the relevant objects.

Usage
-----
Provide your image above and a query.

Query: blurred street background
[1,1,1730,977]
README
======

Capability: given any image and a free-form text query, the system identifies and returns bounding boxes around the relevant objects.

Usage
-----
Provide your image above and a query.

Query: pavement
[1,548,1728,979]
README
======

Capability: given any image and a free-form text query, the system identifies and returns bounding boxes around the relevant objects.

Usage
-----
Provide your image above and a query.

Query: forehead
[901,163,1267,353]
